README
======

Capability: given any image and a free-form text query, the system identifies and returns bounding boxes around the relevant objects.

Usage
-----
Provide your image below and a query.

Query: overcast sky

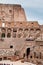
[0,0,43,25]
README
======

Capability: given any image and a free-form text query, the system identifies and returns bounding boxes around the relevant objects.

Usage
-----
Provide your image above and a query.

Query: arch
[13,28,17,32]
[7,28,11,32]
[7,33,11,38]
[1,28,6,32]
[26,48,30,58]
[0,58,2,61]
[30,56,32,58]
[30,28,34,31]
[24,28,28,31]
[9,10,12,13]
[19,28,23,31]
[10,45,13,48]
[1,33,5,38]
[36,28,40,31]
[3,57,7,60]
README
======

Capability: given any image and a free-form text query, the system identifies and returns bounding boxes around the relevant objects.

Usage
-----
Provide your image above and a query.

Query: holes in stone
[20,22,22,24]
[31,22,33,24]
[36,56,38,58]
[10,45,13,48]
[19,28,23,31]
[30,56,32,58]
[3,57,7,60]
[36,28,40,31]
[1,33,5,38]
[0,58,2,61]
[9,10,12,13]
[26,48,30,58]
[30,28,34,31]
[13,28,17,32]
[24,28,28,31]
[8,58,11,60]
[7,33,11,38]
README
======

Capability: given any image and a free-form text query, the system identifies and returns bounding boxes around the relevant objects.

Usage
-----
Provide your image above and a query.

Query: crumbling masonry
[0,4,43,61]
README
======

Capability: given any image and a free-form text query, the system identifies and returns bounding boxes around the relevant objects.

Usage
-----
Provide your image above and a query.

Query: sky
[0,0,43,25]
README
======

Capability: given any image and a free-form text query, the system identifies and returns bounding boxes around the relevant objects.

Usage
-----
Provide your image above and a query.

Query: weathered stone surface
[0,4,26,22]
[0,4,43,62]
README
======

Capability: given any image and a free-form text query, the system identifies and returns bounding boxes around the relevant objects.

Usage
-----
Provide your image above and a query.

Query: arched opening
[19,28,23,32]
[1,33,5,38]
[0,58,2,61]
[7,33,11,38]
[10,45,13,48]
[13,28,17,32]
[36,28,40,31]
[24,28,28,31]
[9,10,12,13]
[30,56,32,58]
[7,28,11,32]
[1,28,6,31]
[3,57,7,60]
[26,48,30,58]
[8,58,11,60]
[36,28,41,33]
[30,28,34,31]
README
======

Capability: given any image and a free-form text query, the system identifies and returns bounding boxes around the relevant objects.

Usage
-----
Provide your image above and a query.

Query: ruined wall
[0,21,42,58]
[0,4,43,61]
[0,4,26,22]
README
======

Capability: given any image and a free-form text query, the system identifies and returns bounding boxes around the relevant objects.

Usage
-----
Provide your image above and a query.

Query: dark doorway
[0,58,2,61]
[30,56,32,58]
[26,48,30,58]
[10,45,13,48]
[7,33,11,38]
[8,58,11,60]
[1,33,5,38]
[3,57,7,60]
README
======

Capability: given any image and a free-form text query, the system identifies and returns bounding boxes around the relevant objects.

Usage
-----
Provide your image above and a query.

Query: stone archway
[26,48,30,58]
[3,57,7,60]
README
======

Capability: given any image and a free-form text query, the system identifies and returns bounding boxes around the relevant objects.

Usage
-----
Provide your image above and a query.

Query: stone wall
[0,4,26,22]
[0,4,43,61]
